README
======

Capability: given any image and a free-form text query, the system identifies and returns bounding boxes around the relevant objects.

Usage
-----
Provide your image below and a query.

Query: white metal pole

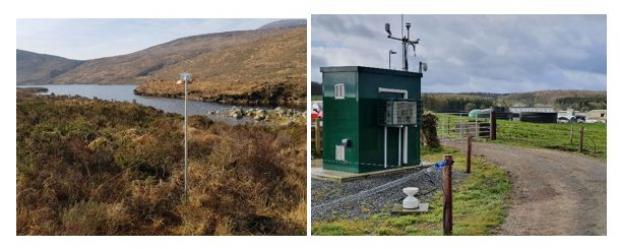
[398,127,403,166]
[404,126,408,164]
[184,77,188,199]
[402,40,407,71]
[384,126,388,168]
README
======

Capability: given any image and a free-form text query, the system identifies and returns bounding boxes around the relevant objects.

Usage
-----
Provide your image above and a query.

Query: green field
[312,147,510,235]
[436,114,606,159]
[495,120,606,159]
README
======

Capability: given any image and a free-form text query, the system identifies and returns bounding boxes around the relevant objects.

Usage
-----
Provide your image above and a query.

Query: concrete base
[390,203,429,215]
[311,159,433,182]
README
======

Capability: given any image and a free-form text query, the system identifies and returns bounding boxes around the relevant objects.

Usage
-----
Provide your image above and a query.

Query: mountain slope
[16,20,306,108]
[16,50,82,84]
[258,19,306,30]
[133,26,306,108]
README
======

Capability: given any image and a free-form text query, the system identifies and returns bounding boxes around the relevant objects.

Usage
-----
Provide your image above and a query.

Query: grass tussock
[16,90,306,235]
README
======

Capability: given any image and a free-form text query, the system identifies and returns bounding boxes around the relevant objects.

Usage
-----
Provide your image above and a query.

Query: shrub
[421,111,441,149]
[16,92,305,235]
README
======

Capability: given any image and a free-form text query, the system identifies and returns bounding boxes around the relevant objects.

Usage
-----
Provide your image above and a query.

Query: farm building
[509,107,555,114]
[519,112,558,123]
[509,107,558,123]
[584,109,606,123]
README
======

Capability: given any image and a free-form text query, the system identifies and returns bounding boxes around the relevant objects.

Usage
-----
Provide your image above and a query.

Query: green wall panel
[321,66,422,173]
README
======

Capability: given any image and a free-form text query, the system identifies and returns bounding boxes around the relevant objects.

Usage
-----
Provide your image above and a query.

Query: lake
[17,84,262,124]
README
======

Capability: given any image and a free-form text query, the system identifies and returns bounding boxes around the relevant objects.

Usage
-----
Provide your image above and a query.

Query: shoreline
[133,89,305,110]
[17,87,305,126]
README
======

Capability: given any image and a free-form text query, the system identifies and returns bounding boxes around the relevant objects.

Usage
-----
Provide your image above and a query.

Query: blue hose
[434,160,447,170]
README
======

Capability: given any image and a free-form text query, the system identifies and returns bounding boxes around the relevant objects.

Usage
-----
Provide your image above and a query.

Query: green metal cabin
[321,66,423,173]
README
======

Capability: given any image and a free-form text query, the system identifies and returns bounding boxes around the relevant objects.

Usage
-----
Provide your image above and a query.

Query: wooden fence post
[314,119,322,156]
[579,126,584,153]
[490,108,497,140]
[569,124,574,144]
[442,154,454,235]
[466,135,472,174]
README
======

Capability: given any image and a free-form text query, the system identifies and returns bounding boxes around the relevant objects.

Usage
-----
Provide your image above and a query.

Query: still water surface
[19,84,256,124]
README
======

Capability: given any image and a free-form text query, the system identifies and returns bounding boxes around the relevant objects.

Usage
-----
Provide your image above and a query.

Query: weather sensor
[385,17,420,71]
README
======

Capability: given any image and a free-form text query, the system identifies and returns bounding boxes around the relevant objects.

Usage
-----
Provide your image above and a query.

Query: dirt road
[445,141,606,235]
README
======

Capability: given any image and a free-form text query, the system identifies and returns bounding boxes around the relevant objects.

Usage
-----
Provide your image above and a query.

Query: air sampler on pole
[178,72,192,199]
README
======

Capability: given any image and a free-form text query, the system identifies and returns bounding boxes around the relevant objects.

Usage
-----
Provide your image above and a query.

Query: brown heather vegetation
[16,89,306,235]
[133,27,306,108]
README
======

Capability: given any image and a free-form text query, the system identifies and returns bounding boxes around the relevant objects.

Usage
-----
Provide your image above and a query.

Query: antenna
[388,49,397,69]
[385,16,420,71]
[401,14,404,38]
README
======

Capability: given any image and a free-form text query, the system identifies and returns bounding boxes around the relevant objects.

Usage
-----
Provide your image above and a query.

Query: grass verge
[312,147,510,235]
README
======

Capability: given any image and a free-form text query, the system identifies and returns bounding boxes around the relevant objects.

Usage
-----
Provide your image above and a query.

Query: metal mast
[384,16,420,71]
[184,75,187,199]
[179,72,191,200]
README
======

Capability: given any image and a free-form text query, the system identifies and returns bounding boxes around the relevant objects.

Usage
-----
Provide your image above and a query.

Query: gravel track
[444,140,606,235]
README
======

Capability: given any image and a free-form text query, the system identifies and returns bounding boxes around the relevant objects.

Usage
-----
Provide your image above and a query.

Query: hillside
[312,84,606,112]
[16,50,82,84]
[311,81,607,113]
[497,90,606,107]
[16,20,306,108]
[423,90,606,112]
[258,19,306,30]
[133,26,306,108]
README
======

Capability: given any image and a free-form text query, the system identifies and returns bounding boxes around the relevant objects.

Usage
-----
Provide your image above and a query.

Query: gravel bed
[311,166,466,221]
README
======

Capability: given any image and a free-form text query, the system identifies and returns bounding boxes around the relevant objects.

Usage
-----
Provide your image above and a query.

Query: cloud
[311,15,606,92]
[17,18,278,60]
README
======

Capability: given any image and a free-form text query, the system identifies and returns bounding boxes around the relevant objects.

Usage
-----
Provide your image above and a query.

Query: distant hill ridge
[16,19,306,108]
[312,83,605,112]
[16,50,83,84]
[258,19,306,30]
[422,90,606,112]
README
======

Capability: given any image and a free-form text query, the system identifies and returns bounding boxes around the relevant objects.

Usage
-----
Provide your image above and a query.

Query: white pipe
[398,127,402,166]
[384,126,388,168]
[378,87,408,99]
[404,127,408,164]
[378,87,409,168]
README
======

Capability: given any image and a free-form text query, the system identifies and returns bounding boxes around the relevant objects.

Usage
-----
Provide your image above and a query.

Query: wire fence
[436,112,607,158]
[496,121,606,158]
[436,113,492,141]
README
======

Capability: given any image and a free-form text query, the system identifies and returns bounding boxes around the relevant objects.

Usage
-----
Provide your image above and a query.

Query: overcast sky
[312,15,606,93]
[17,19,277,60]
